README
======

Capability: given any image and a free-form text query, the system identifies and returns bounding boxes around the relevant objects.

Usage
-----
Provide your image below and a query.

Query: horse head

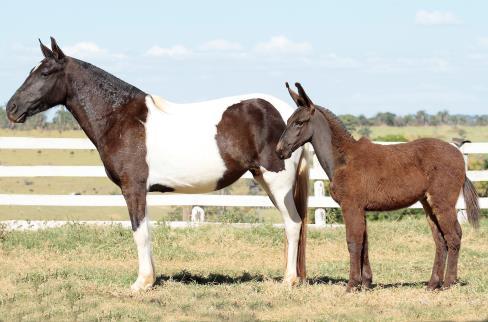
[6,37,68,123]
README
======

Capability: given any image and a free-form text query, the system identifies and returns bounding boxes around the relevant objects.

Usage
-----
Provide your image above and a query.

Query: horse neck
[63,58,145,146]
[311,107,355,179]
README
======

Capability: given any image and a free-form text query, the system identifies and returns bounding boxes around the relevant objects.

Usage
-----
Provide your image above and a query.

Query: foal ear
[39,39,55,59]
[50,36,66,60]
[285,82,307,107]
[295,82,315,110]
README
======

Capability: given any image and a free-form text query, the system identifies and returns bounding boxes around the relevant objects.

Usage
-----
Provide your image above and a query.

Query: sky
[1,0,487,117]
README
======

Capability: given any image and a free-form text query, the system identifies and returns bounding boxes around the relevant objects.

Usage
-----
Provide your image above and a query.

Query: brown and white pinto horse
[6,38,309,291]
[277,82,480,292]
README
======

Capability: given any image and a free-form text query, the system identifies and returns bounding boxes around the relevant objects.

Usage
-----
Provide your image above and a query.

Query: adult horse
[276,82,480,292]
[6,38,310,291]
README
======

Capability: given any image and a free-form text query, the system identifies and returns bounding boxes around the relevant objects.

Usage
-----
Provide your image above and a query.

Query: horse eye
[41,72,48,77]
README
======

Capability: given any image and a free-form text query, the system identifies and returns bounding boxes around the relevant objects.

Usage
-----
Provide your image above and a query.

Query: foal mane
[315,105,355,141]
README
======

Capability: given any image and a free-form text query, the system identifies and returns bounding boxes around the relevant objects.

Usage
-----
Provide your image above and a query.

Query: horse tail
[293,144,310,280]
[463,176,480,229]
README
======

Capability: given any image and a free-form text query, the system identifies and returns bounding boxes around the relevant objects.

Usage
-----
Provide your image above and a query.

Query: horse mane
[71,58,145,108]
[315,105,355,141]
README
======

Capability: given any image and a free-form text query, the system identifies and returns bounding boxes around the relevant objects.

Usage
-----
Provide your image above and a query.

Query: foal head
[276,82,316,159]
[6,37,68,123]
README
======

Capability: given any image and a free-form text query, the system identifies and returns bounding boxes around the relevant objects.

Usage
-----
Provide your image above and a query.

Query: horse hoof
[131,275,155,292]
[442,279,457,290]
[426,282,442,291]
[283,275,301,287]
[362,279,373,290]
[346,281,361,293]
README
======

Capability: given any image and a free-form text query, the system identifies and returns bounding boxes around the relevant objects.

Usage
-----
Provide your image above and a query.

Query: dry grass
[0,219,487,321]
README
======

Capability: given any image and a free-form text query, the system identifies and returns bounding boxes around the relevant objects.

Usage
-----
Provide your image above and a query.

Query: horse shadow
[154,271,467,290]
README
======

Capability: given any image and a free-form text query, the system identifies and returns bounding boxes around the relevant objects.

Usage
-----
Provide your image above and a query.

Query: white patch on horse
[143,93,294,193]
[131,215,155,291]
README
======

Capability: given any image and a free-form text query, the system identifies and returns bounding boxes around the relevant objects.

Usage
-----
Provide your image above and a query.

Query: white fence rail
[1,137,488,225]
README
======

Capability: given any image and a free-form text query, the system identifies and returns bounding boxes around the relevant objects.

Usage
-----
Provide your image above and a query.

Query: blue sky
[1,0,487,116]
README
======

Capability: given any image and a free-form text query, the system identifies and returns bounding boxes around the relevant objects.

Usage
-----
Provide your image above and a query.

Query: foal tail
[463,176,480,229]
[294,145,310,280]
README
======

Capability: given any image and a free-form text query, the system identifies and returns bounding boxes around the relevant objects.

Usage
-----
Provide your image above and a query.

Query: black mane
[71,58,145,108]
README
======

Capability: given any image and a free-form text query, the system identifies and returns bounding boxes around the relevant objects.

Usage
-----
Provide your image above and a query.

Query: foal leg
[436,208,462,289]
[254,170,303,286]
[342,205,366,292]
[421,199,447,290]
[361,222,373,289]
[122,183,155,291]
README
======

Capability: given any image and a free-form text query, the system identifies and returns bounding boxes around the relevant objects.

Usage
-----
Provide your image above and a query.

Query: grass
[0,218,487,321]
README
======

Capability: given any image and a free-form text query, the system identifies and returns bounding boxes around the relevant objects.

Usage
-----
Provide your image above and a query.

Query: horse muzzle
[6,102,27,123]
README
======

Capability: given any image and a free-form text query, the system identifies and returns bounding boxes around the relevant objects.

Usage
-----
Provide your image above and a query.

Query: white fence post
[314,181,326,226]
[191,206,205,223]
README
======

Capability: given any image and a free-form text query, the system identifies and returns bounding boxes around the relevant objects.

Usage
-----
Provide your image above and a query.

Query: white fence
[1,137,488,226]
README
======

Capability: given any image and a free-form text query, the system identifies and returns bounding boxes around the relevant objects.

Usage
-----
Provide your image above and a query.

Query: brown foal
[276,82,480,292]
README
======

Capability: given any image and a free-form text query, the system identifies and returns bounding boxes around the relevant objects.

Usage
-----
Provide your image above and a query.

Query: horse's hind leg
[254,167,303,286]
[421,199,447,290]
[436,208,462,288]
[122,183,155,291]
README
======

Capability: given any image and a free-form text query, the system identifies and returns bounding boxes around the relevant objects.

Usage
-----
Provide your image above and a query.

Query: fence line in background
[1,137,487,226]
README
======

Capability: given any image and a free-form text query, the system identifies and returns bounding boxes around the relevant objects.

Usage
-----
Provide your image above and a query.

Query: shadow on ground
[155,270,467,290]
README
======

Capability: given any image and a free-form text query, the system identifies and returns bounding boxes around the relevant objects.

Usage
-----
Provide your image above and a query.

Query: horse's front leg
[122,183,155,291]
[342,205,366,292]
[361,221,373,289]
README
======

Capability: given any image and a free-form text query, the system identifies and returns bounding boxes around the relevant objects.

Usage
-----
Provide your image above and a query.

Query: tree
[339,114,359,133]
[50,107,80,130]
[358,126,372,138]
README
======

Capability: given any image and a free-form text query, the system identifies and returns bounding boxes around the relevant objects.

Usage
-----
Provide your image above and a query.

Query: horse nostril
[11,103,18,112]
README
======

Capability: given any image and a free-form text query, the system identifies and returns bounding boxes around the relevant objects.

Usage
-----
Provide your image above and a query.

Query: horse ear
[39,39,55,59]
[50,36,66,60]
[286,82,307,107]
[295,82,315,110]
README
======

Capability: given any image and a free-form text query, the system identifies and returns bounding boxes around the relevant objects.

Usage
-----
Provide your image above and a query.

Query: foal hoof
[426,282,442,291]
[131,275,155,292]
[362,279,373,290]
[442,279,458,290]
[345,280,361,293]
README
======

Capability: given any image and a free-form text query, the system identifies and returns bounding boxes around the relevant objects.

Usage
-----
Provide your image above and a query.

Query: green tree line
[1,105,488,132]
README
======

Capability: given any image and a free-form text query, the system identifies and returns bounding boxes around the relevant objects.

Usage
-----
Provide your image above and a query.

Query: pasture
[1,128,487,321]
[0,219,487,321]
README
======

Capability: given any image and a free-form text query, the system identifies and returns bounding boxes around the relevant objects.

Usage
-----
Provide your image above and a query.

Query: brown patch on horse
[215,98,286,189]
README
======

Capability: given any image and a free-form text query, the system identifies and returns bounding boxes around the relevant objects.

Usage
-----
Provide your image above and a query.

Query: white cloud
[477,37,488,48]
[254,36,312,55]
[63,42,107,58]
[145,45,192,58]
[415,10,461,26]
[200,39,242,51]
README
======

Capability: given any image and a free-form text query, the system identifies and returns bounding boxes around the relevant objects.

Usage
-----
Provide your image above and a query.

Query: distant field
[4,125,488,141]
[0,219,486,321]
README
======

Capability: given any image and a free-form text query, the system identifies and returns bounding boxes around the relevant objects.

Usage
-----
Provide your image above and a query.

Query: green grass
[0,219,487,321]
